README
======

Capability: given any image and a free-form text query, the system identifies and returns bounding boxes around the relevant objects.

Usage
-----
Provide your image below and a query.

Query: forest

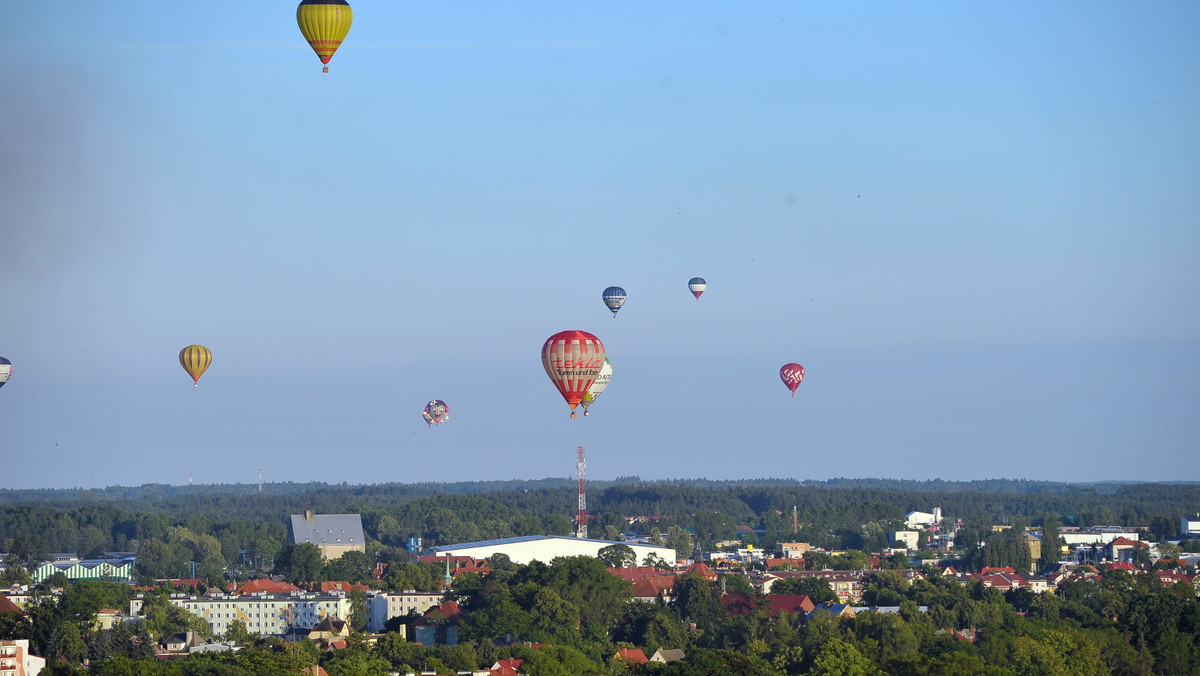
[1,478,1196,577]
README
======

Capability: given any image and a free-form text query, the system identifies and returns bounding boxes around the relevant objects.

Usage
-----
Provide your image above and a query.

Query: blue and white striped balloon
[602,286,627,318]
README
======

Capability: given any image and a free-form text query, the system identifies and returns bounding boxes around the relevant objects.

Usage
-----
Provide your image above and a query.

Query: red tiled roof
[614,647,648,664]
[722,593,814,618]
[236,579,301,595]
[685,562,718,581]
[0,596,21,614]
[1108,537,1138,547]
[631,577,675,599]
[421,600,464,625]
[491,658,524,675]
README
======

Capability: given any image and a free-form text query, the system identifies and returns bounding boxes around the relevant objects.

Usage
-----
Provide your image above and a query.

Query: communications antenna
[188,473,193,486]
[258,467,263,494]
[575,446,590,539]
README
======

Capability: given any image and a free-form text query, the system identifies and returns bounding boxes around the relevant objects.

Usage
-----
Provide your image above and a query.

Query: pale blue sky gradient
[1,2,1197,488]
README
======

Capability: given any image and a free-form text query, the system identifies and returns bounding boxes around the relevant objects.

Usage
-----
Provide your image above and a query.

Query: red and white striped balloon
[541,330,606,418]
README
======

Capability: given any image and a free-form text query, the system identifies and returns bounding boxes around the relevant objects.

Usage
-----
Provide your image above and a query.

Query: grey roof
[289,513,365,547]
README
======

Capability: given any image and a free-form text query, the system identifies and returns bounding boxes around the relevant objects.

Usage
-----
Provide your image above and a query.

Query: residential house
[307,616,350,645]
[414,601,463,647]
[890,531,919,550]
[722,594,815,619]
[490,658,523,675]
[612,648,648,665]
[161,631,205,654]
[649,648,686,664]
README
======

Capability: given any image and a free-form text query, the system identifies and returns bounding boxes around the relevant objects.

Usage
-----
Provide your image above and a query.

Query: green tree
[597,544,636,569]
[770,576,836,604]
[810,637,883,676]
[278,543,323,585]
[223,618,256,645]
[666,525,694,561]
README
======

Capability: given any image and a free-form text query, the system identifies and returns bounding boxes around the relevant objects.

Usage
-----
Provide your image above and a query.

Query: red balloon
[542,330,606,418]
[780,363,805,396]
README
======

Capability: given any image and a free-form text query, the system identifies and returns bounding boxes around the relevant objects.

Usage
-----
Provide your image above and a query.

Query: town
[1,479,1198,675]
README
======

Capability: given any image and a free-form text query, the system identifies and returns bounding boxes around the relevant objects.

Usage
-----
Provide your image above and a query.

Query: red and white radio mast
[575,446,590,539]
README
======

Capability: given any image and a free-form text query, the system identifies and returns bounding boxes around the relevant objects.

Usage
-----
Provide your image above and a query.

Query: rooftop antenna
[258,467,263,494]
[576,446,590,539]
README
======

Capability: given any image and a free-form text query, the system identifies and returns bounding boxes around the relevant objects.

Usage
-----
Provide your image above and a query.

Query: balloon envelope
[688,277,707,300]
[602,286,627,317]
[297,0,353,72]
[780,363,805,396]
[179,345,212,385]
[424,399,449,426]
[0,357,10,388]
[541,330,606,418]
[580,357,612,415]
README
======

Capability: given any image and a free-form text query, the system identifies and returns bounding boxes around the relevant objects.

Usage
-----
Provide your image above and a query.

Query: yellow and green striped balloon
[179,345,212,386]
[297,0,353,73]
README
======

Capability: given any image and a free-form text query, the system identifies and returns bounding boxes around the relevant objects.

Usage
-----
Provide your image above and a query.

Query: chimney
[305,510,315,522]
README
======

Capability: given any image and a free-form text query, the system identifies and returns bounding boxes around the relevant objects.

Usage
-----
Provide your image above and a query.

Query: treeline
[2,481,1198,574]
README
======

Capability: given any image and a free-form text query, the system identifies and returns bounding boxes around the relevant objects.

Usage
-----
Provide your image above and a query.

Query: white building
[1060,529,1140,547]
[367,590,444,633]
[424,535,677,567]
[1182,514,1200,537]
[890,531,919,550]
[130,591,352,638]
[905,507,942,529]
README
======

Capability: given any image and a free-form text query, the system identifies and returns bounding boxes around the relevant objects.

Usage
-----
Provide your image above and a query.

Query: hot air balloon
[0,357,11,389]
[580,357,612,416]
[541,330,606,418]
[179,345,212,386]
[602,286,626,318]
[297,0,353,73]
[424,399,449,426]
[688,277,707,300]
[780,363,805,397]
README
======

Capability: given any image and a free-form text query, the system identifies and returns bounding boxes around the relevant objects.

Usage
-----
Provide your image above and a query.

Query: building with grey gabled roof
[289,511,366,560]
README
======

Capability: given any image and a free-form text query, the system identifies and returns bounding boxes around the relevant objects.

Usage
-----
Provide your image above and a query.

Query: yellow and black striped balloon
[297,0,353,73]
[179,345,212,386]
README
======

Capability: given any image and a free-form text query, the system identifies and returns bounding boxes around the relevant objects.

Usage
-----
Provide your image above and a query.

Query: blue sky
[1,2,1197,489]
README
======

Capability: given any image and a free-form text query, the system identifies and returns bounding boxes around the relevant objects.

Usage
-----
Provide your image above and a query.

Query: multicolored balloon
[179,345,212,386]
[580,357,612,416]
[780,363,805,397]
[541,330,606,418]
[602,286,627,318]
[423,399,449,427]
[0,357,11,389]
[688,277,707,300]
[297,0,353,73]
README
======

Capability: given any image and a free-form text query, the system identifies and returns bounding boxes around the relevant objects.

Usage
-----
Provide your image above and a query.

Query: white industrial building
[424,535,677,567]
[1182,514,1200,537]
[905,507,942,529]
